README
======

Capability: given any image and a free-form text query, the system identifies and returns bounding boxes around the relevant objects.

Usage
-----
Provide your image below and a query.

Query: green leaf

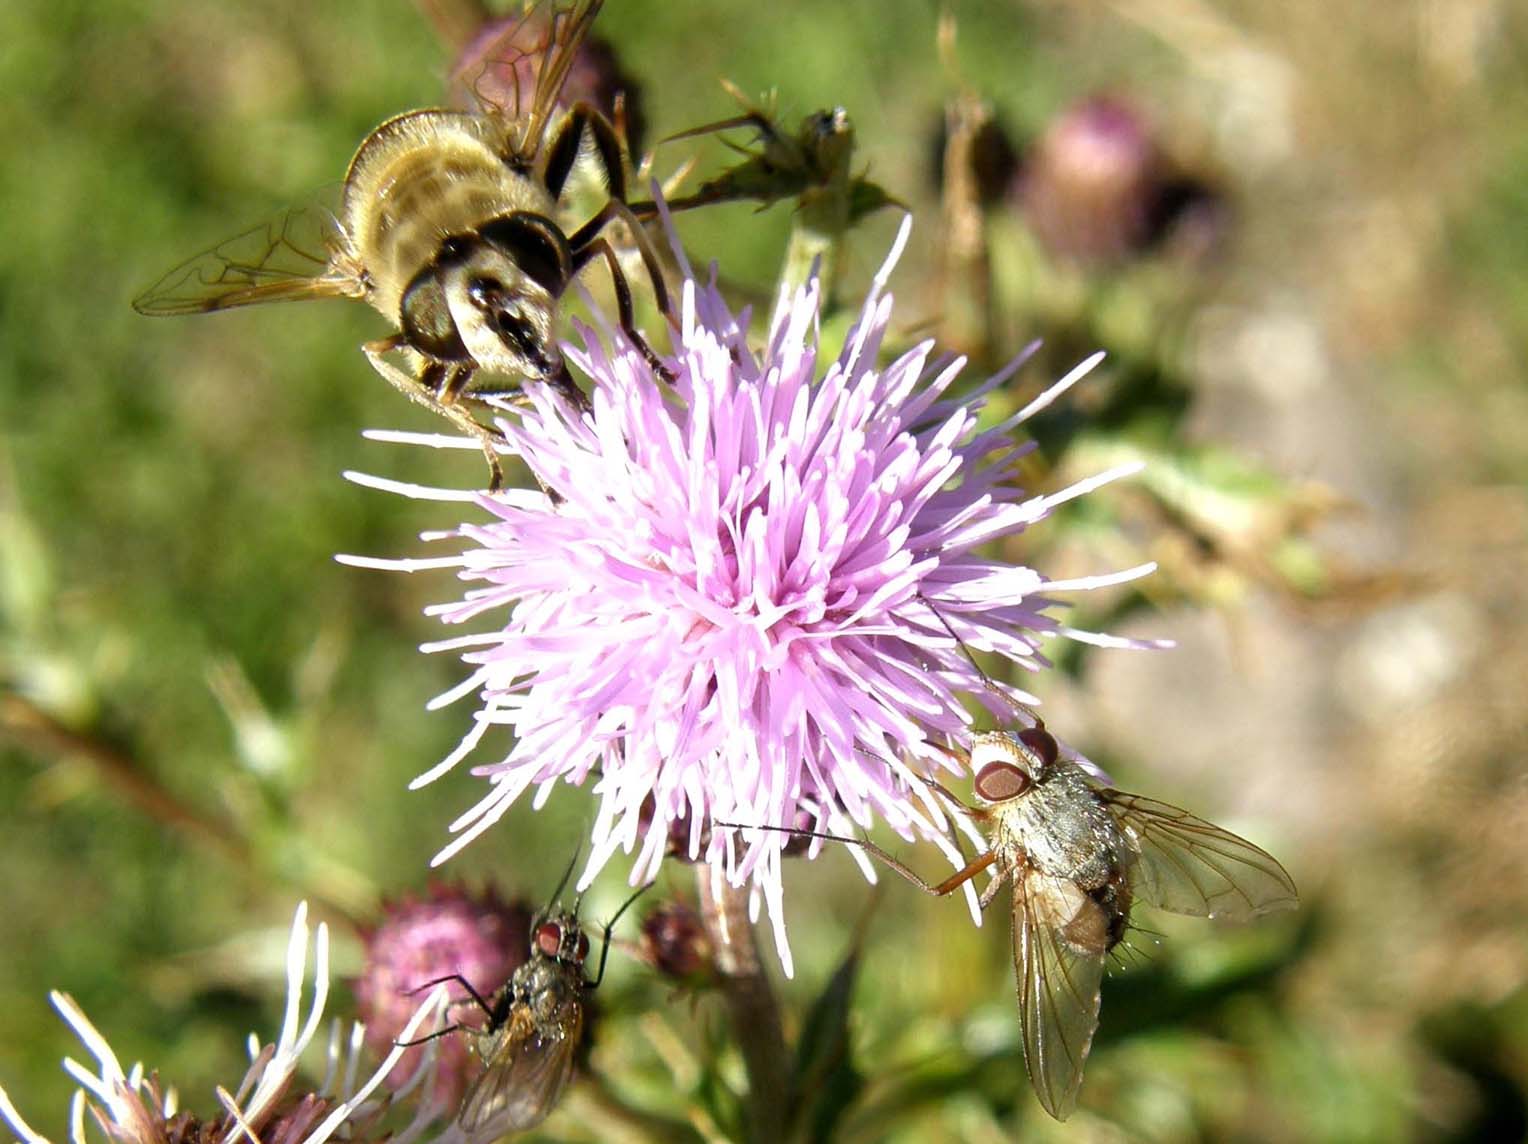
[791,939,866,1143]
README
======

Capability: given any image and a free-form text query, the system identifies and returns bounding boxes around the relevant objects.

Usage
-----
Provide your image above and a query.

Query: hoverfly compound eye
[973,760,1032,803]
[1016,726,1059,770]
[535,922,563,958]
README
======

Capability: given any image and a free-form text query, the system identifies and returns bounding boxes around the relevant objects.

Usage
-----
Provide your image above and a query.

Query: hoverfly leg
[551,106,680,381]
[573,235,673,382]
[569,203,675,384]
[545,101,630,203]
[545,100,670,319]
[569,197,673,322]
[430,362,512,491]
[362,337,507,491]
[432,361,476,404]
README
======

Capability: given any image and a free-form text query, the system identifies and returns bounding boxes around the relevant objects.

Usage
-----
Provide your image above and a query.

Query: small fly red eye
[1016,726,1058,769]
[974,760,1032,803]
[575,933,590,962]
[535,922,563,958]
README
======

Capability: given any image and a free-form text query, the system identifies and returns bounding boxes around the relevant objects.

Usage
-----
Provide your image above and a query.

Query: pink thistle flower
[342,213,1155,970]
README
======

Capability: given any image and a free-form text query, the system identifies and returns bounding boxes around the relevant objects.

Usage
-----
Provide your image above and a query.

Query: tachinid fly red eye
[1017,726,1059,769]
[974,760,1032,803]
[534,922,563,958]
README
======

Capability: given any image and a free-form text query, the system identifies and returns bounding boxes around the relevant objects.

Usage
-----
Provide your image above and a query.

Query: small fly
[727,611,1297,1120]
[405,864,647,1137]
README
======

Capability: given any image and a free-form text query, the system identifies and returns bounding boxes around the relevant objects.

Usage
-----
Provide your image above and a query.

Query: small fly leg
[718,790,1011,912]
[393,973,511,1048]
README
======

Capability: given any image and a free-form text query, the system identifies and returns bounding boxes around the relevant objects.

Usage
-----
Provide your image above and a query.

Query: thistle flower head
[344,213,1154,970]
[0,904,456,1144]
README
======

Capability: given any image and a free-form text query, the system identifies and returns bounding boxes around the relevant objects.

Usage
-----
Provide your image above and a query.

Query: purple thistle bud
[639,901,715,982]
[353,884,533,1110]
[1017,96,1164,264]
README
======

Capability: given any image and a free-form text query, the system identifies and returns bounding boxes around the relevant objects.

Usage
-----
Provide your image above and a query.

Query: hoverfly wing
[1013,870,1107,1121]
[466,0,605,164]
[521,0,603,160]
[1105,792,1298,921]
[459,1006,583,1137]
[133,199,361,316]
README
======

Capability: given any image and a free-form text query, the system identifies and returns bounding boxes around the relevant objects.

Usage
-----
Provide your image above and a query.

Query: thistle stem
[0,691,249,864]
[777,115,856,313]
[695,866,790,1142]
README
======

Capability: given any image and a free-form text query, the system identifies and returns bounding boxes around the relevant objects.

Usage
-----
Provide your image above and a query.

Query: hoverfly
[133,0,670,490]
[727,640,1297,1120]
[407,870,647,1138]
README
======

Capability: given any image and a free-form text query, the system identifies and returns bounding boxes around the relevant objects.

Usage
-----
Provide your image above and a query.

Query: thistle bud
[1017,96,1161,264]
[1016,95,1228,266]
[639,901,715,982]
[352,883,533,1108]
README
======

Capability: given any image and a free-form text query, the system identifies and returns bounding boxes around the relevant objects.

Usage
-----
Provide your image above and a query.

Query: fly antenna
[546,845,582,912]
[923,595,1045,731]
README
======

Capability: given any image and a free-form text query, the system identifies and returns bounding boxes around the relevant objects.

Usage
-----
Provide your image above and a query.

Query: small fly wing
[1013,871,1106,1121]
[1105,791,1299,921]
[133,200,360,316]
[459,1005,583,1137]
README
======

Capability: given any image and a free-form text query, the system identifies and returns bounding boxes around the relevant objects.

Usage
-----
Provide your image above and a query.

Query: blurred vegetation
[3,0,1527,1141]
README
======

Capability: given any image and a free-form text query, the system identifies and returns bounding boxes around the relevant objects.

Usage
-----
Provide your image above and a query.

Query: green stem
[777,115,856,312]
[695,866,791,1143]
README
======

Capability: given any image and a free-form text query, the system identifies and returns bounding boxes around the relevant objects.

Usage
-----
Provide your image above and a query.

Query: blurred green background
[3,1,1527,1140]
